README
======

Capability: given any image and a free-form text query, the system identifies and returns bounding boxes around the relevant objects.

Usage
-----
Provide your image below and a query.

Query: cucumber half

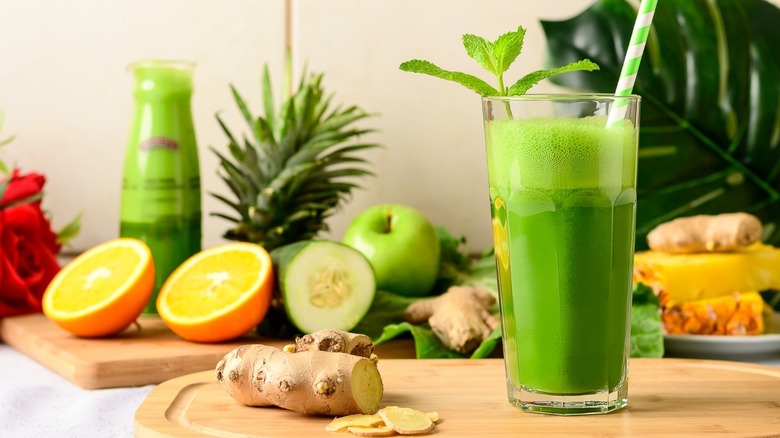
[271,240,376,333]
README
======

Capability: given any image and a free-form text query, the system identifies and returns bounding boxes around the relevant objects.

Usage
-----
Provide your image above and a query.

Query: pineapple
[662,292,765,336]
[634,244,780,335]
[211,65,379,251]
[634,244,780,305]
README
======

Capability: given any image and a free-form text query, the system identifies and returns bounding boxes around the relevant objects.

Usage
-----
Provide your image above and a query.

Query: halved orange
[156,242,274,343]
[42,238,154,338]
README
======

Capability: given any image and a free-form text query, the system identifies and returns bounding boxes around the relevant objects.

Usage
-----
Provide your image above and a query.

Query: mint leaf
[399,60,498,96]
[492,27,526,74]
[508,59,600,96]
[462,34,496,74]
[401,25,598,97]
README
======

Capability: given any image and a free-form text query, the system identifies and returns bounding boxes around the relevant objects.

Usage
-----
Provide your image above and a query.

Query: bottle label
[140,136,179,151]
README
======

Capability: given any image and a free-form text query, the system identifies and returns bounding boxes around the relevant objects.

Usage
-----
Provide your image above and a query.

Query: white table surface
[2,341,780,437]
[0,343,153,438]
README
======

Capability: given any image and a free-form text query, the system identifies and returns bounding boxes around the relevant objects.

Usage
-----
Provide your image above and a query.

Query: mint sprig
[400,26,599,96]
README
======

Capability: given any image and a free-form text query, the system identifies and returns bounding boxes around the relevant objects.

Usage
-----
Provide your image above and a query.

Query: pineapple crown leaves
[211,63,380,250]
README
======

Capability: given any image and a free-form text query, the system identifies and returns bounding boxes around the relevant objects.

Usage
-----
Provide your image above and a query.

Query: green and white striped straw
[607,0,658,126]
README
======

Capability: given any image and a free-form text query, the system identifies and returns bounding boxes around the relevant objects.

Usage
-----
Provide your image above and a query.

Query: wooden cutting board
[0,314,414,390]
[134,358,780,437]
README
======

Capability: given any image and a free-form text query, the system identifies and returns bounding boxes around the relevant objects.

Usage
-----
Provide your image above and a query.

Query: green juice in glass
[121,61,202,314]
[485,113,637,411]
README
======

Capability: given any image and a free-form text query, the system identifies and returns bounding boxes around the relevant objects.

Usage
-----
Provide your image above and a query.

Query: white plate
[664,312,780,359]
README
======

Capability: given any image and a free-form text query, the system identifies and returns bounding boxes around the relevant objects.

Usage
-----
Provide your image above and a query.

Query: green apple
[342,204,440,297]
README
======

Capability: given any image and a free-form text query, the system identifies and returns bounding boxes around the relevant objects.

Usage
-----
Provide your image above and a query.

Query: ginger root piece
[378,406,434,435]
[285,329,375,358]
[405,286,499,354]
[647,213,762,254]
[216,344,383,416]
[325,414,384,431]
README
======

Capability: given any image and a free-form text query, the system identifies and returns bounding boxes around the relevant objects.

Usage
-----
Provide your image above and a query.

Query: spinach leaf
[630,283,664,358]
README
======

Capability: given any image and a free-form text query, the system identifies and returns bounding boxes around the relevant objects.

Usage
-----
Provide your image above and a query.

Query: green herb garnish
[400,26,599,96]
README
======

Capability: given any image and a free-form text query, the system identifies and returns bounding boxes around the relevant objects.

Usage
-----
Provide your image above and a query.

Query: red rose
[0,170,62,317]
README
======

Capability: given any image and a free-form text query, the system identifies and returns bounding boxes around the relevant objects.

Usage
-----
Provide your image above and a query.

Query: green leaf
[630,303,664,358]
[352,291,420,340]
[462,34,496,74]
[470,327,502,358]
[542,0,780,248]
[760,290,780,312]
[462,253,498,297]
[431,225,473,293]
[630,284,664,358]
[209,211,242,224]
[0,134,13,147]
[261,64,277,143]
[0,192,41,209]
[632,282,660,307]
[229,85,257,142]
[56,213,82,245]
[399,60,499,96]
[492,26,526,74]
[0,176,8,202]
[507,59,599,96]
[375,322,464,359]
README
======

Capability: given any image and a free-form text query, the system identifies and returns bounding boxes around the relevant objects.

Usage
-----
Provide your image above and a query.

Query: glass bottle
[120,60,202,314]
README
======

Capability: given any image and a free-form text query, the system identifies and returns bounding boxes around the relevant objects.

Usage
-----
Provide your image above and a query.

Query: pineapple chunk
[634,244,780,305]
[662,292,765,335]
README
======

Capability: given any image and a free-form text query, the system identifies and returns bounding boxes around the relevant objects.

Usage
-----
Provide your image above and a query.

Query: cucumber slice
[271,240,376,333]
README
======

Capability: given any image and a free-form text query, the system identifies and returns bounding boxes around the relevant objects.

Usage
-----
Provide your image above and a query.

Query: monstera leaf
[542,0,780,249]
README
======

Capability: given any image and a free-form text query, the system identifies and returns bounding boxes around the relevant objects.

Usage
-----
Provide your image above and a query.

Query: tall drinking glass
[483,94,640,415]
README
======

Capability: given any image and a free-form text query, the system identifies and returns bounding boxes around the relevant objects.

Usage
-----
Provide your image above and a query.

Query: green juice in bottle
[120,60,202,314]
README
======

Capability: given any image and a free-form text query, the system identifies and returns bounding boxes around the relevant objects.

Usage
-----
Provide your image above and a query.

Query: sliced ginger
[325,414,383,432]
[326,407,439,436]
[348,425,396,437]
[378,406,435,435]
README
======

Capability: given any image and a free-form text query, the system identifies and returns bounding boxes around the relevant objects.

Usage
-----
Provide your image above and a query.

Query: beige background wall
[2,0,776,253]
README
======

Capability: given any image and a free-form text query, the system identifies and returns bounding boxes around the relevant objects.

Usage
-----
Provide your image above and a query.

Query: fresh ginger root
[216,338,383,416]
[647,213,762,254]
[404,286,499,354]
[284,329,375,358]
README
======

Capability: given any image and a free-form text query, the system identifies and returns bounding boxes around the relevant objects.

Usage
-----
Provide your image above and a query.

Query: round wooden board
[135,358,780,437]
